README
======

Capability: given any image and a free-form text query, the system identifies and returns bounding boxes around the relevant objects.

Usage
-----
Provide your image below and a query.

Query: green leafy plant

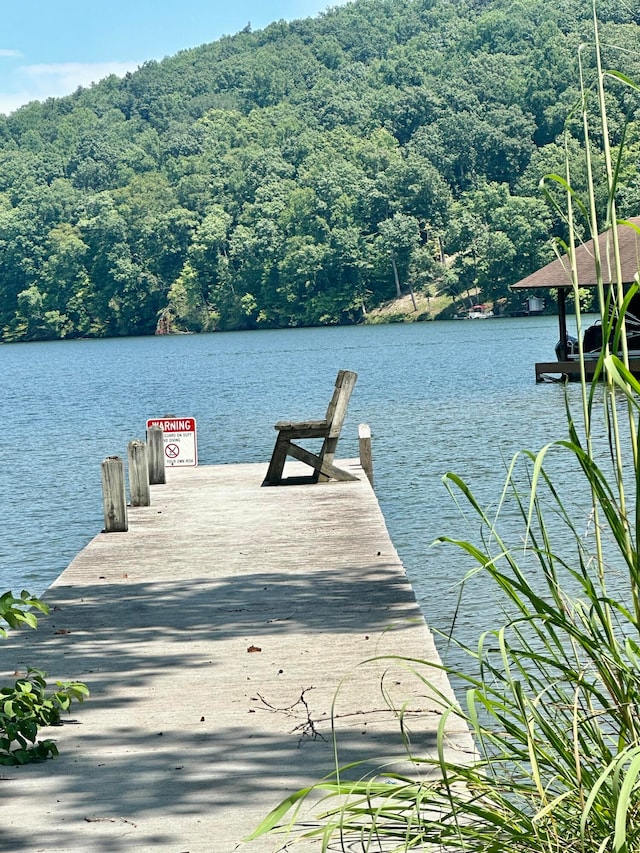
[0,668,89,765]
[248,6,640,851]
[0,589,49,636]
[0,590,89,765]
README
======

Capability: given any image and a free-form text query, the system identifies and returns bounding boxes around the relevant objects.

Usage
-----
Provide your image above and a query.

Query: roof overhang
[511,216,640,291]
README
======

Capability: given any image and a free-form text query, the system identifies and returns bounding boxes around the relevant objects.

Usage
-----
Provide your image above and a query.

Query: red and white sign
[146,417,198,467]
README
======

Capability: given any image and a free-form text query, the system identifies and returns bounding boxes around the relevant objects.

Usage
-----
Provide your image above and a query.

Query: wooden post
[147,425,166,485]
[101,456,128,532]
[557,288,568,360]
[358,423,373,487]
[128,440,150,507]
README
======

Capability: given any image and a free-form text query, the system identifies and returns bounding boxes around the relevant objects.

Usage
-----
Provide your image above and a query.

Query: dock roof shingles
[511,216,640,290]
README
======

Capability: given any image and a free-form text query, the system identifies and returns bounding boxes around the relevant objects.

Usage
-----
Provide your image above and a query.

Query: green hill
[0,0,639,341]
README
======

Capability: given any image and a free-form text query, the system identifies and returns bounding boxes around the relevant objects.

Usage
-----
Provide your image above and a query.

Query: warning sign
[146,417,198,467]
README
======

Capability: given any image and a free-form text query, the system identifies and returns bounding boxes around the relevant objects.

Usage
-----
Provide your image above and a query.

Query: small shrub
[0,589,49,636]
[0,668,89,765]
[0,589,89,764]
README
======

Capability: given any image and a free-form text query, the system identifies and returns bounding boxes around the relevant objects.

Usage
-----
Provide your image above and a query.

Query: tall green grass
[249,6,640,851]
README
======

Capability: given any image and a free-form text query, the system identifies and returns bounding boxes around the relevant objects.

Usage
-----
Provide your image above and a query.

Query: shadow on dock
[0,462,473,852]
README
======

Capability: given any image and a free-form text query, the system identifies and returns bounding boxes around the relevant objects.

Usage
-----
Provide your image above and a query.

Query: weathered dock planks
[0,461,474,852]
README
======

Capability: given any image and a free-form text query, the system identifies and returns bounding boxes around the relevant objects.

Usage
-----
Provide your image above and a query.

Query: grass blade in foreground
[249,7,640,850]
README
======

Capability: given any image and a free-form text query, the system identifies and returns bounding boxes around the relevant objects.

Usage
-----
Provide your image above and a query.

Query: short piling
[359,423,374,486]
[147,425,166,485]
[127,440,150,507]
[101,456,128,532]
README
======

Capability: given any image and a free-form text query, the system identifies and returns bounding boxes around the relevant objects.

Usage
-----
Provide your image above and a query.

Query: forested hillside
[1,0,639,341]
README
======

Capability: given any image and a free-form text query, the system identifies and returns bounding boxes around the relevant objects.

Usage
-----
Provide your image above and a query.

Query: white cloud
[0,60,141,115]
[0,93,38,115]
[0,49,22,58]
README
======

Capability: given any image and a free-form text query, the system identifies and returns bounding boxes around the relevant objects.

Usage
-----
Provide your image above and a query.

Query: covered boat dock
[511,217,640,381]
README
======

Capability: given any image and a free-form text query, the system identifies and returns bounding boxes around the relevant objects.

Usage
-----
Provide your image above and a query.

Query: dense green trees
[0,0,639,340]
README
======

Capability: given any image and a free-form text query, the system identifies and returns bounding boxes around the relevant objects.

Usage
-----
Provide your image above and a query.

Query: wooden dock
[0,461,473,853]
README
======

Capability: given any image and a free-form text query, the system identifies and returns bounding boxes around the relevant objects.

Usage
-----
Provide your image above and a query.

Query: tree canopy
[0,0,639,340]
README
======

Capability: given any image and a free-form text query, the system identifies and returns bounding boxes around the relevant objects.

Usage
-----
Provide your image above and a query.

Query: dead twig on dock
[255,688,328,745]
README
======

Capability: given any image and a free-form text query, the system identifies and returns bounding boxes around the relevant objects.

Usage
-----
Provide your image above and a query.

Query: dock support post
[101,456,128,532]
[147,425,166,485]
[128,440,151,507]
[359,423,373,487]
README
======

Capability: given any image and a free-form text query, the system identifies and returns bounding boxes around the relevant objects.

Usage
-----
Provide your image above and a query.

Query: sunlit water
[1,316,616,667]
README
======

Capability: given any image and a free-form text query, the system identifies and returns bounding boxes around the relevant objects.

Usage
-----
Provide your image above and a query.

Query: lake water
[0,316,598,665]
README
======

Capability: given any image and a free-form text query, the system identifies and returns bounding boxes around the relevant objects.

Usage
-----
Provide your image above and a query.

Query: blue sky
[0,1,350,115]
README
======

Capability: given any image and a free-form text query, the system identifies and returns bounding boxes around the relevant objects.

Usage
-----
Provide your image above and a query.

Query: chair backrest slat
[325,370,358,438]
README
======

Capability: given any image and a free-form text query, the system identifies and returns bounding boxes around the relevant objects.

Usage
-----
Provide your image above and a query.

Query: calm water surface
[1,317,594,663]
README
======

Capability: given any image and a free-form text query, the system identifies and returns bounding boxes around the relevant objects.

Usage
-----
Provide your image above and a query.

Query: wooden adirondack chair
[262,370,359,486]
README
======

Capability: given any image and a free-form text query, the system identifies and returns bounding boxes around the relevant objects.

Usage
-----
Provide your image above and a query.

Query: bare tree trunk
[391,258,402,299]
[392,258,417,310]
[407,281,417,311]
